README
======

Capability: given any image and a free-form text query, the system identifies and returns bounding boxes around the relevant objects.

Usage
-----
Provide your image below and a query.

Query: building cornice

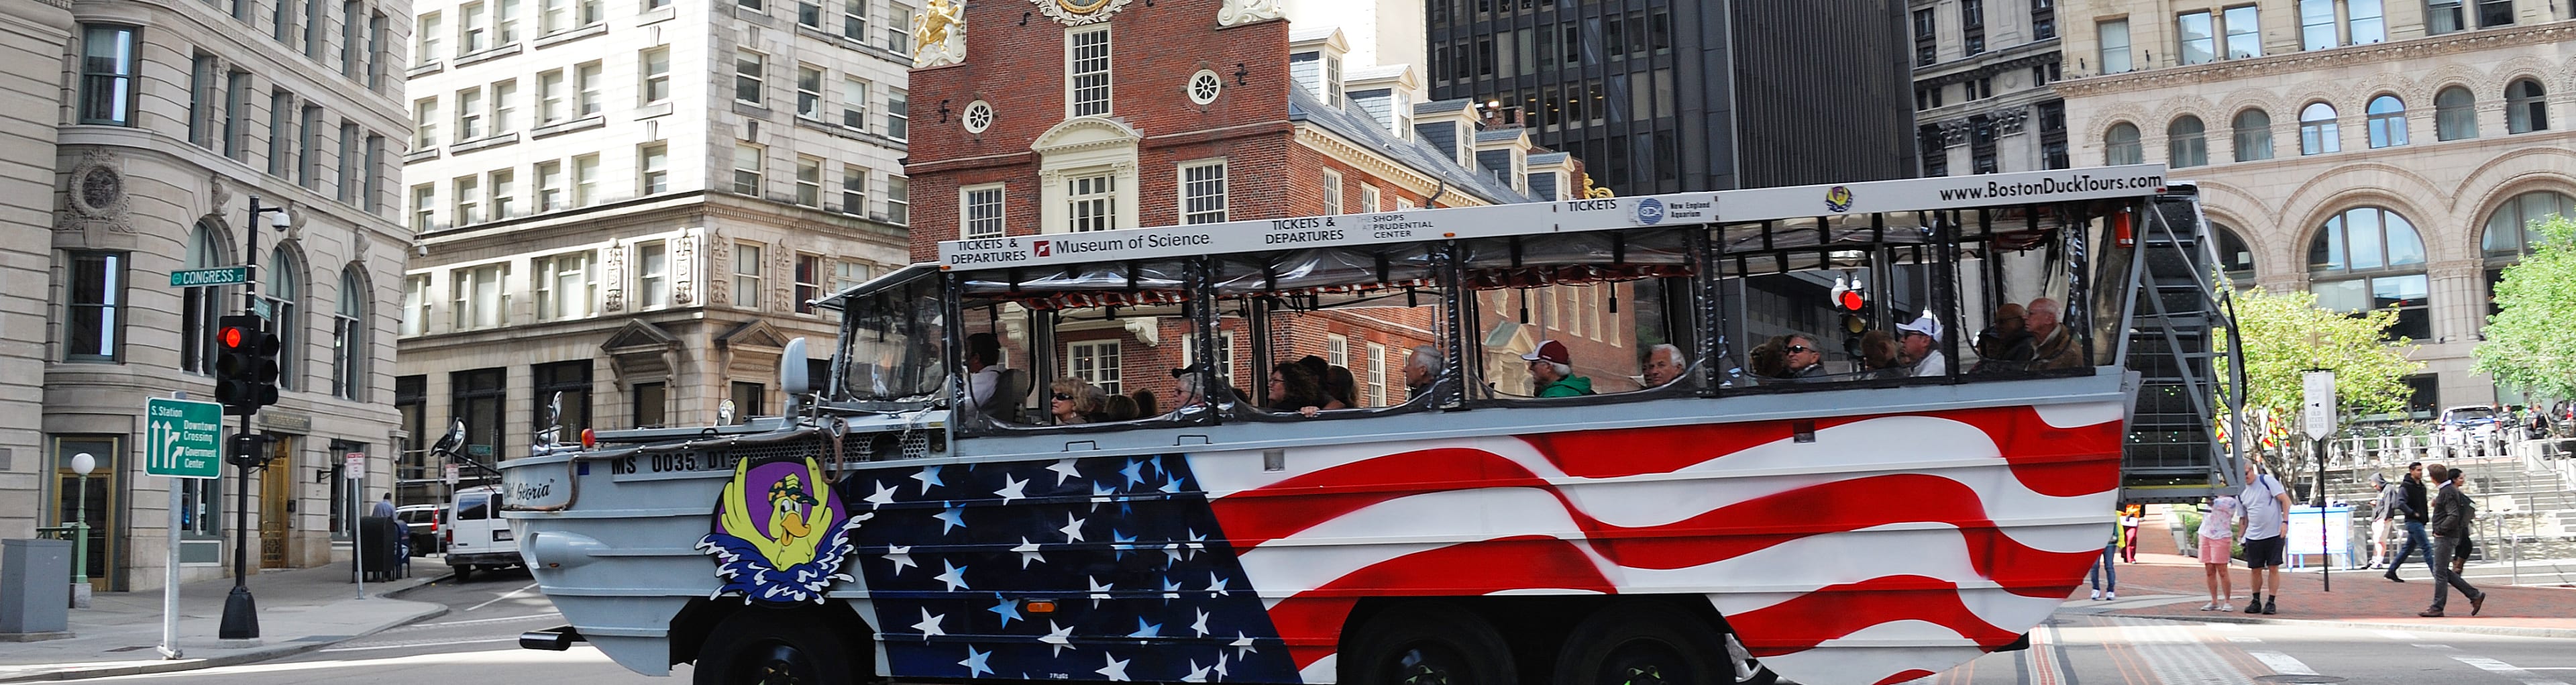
[1291,123,1491,208]
[2055,21,2576,98]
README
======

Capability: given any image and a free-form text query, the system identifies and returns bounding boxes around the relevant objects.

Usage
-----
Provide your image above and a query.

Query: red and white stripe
[1189,402,2126,685]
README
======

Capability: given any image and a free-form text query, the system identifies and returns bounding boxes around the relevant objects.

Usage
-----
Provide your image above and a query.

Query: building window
[2167,116,2207,168]
[886,87,908,140]
[574,61,602,117]
[2435,87,2478,140]
[221,70,250,159]
[413,97,439,148]
[453,174,481,225]
[455,87,485,142]
[537,69,564,124]
[364,135,385,211]
[453,368,506,462]
[182,223,229,372]
[490,170,517,220]
[1067,26,1112,117]
[637,242,669,309]
[2481,191,2575,257]
[730,382,765,423]
[1322,169,1343,214]
[1067,341,1121,394]
[2097,19,2131,74]
[794,254,821,314]
[366,12,388,90]
[534,251,597,321]
[2428,0,2465,33]
[417,11,443,62]
[266,91,296,176]
[2104,123,2142,164]
[1911,8,1936,66]
[2298,0,2335,50]
[796,65,824,119]
[2299,102,2341,154]
[76,25,140,126]
[733,242,764,310]
[266,248,304,389]
[533,361,590,436]
[2477,0,2512,27]
[451,263,509,330]
[2365,95,2408,148]
[461,1,488,53]
[535,160,564,211]
[798,0,822,27]
[63,252,124,361]
[641,48,671,104]
[843,0,867,40]
[2506,79,2548,134]
[1960,0,1986,55]
[640,143,668,194]
[2308,207,2429,341]
[297,105,323,187]
[631,381,665,428]
[887,175,909,224]
[1180,161,1227,225]
[187,54,215,145]
[331,268,367,400]
[2032,0,2056,38]
[2349,0,2385,43]
[963,185,1006,238]
[401,274,429,336]
[795,158,822,206]
[885,3,913,52]
[411,184,435,232]
[337,123,361,201]
[833,260,869,294]
[496,0,521,42]
[734,50,765,105]
[840,78,868,130]
[2232,108,2275,161]
[572,154,599,206]
[1365,341,1387,407]
[2214,223,2257,282]
[2177,11,2215,65]
[490,79,517,134]
[733,144,763,195]
[841,166,868,217]
[1068,174,1115,233]
[2222,5,2261,58]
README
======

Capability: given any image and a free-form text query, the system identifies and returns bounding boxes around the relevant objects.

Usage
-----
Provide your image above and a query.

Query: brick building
[902,0,1610,411]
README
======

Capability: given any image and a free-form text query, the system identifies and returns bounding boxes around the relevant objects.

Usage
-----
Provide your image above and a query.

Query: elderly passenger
[1523,339,1594,397]
[1642,344,1687,387]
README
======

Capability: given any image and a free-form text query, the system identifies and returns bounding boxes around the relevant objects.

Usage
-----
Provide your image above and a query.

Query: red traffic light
[221,326,245,349]
[1837,290,1866,312]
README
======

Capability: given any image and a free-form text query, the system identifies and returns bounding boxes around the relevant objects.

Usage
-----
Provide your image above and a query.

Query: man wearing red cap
[1522,339,1595,398]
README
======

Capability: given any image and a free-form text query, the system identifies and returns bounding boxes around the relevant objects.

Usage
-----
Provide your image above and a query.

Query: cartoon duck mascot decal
[696,456,871,604]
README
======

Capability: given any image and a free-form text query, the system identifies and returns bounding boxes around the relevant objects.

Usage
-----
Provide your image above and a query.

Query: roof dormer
[1413,99,1477,171]
[1343,64,1417,140]
[1472,127,1535,194]
[1288,27,1350,109]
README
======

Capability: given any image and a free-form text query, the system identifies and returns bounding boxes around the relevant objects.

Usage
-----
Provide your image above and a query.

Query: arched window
[2167,115,2208,168]
[2365,95,2408,148]
[2507,78,2548,134]
[181,221,231,374]
[332,266,368,401]
[2232,109,2274,161]
[2104,123,2143,165]
[267,246,304,392]
[2434,87,2477,140]
[2481,191,2576,318]
[2213,222,2257,283]
[2299,102,2340,155]
[2308,207,2428,341]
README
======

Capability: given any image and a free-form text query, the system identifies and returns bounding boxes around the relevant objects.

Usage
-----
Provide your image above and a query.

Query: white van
[445,484,521,581]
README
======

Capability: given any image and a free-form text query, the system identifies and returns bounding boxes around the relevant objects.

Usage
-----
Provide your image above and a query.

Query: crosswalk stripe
[2118,619,2248,685]
[2453,655,2576,685]
[2245,651,2318,676]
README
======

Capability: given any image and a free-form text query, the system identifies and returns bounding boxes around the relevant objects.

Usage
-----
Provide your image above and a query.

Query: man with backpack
[2422,464,2489,617]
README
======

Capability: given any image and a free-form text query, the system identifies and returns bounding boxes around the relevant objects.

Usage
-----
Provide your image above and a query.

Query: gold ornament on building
[1580,172,1615,199]
[1027,0,1132,26]
[913,0,967,68]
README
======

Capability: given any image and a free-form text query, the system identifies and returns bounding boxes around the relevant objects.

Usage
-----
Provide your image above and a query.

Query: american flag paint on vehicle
[833,401,2125,685]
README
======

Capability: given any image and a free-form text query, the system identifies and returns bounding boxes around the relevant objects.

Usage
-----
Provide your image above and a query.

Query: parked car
[2436,405,2504,454]
[445,485,521,582]
[395,504,445,556]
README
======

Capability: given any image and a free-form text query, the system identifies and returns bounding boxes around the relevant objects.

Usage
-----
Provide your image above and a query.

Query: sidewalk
[0,564,447,682]
[2066,505,2576,638]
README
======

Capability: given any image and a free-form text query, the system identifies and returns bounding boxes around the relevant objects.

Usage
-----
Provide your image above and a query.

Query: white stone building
[3,0,415,590]
[1911,0,2073,174]
[2057,0,2576,411]
[396,0,913,503]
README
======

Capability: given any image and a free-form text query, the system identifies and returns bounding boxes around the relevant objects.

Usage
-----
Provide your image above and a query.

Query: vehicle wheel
[692,608,857,685]
[1553,602,1776,685]
[1339,602,1517,685]
[454,565,475,582]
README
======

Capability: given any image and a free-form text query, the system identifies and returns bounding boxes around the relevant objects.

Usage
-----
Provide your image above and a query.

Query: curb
[0,573,460,683]
[2118,611,2576,639]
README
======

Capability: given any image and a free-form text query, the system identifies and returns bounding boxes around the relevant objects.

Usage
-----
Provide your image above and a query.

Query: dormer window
[1326,55,1343,108]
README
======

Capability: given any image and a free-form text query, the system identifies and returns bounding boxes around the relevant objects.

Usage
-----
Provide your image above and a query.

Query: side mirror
[781,337,810,396]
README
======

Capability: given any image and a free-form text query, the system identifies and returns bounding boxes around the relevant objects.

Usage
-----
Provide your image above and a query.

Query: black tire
[692,608,858,685]
[1339,602,1517,685]
[453,565,475,582]
[1552,602,1776,685]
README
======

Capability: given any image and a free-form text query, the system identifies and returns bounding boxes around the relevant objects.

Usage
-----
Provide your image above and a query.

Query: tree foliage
[2475,216,2576,403]
[2214,285,2424,482]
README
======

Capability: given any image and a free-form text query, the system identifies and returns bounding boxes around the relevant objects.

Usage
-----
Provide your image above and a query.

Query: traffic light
[227,432,272,468]
[1830,274,1871,334]
[214,315,280,415]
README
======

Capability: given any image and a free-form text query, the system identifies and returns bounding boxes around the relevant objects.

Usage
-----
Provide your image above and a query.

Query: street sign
[443,464,460,486]
[170,266,253,288]
[145,398,224,479]
[343,452,365,480]
[2302,370,2337,441]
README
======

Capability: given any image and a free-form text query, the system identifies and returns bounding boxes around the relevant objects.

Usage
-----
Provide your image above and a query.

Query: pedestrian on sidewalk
[2449,468,2477,576]
[2368,472,2398,569]
[2120,504,2143,563]
[2387,462,2431,582]
[2422,464,2489,617]
[2089,514,2118,600]
[2198,486,2241,611]
[2239,459,2294,615]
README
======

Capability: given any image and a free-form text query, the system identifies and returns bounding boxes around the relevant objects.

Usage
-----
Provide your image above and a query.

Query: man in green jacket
[1523,340,1595,398]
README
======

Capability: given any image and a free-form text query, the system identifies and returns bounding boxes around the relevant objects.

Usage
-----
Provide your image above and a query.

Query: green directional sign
[170,266,253,288]
[146,398,224,479]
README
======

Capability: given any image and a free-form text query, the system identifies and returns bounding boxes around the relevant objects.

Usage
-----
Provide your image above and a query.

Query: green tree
[2476,216,2576,403]
[2214,285,2424,486]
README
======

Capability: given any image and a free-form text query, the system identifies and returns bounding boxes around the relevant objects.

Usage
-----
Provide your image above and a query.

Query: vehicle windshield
[2447,408,2498,423]
[834,270,949,403]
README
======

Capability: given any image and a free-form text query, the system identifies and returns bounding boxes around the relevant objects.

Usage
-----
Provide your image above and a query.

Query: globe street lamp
[69,452,95,589]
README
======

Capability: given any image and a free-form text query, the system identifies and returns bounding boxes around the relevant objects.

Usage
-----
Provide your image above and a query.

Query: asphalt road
[74,583,2576,685]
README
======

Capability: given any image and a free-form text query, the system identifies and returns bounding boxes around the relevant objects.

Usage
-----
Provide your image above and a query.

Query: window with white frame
[572,153,599,206]
[641,48,671,104]
[1069,174,1115,232]
[411,184,435,231]
[575,60,602,116]
[537,69,564,123]
[796,65,824,119]
[1326,333,1348,367]
[733,144,763,195]
[842,0,866,40]
[885,3,912,52]
[963,184,1006,238]
[452,174,481,225]
[489,168,516,219]
[401,274,430,335]
[733,242,764,309]
[451,262,508,329]
[637,241,669,309]
[490,78,517,134]
[841,165,867,215]
[1067,341,1121,393]
[540,0,568,34]
[460,2,487,52]
[639,143,668,194]
[795,157,822,206]
[533,250,598,320]
[2097,19,2131,73]
[887,176,910,224]
[536,160,564,211]
[496,0,519,42]
[1183,330,1237,386]
[833,260,868,293]
[797,0,822,27]
[1180,161,1226,224]
[1396,197,1414,210]
[413,97,439,147]
[1360,184,1380,213]
[1366,341,1387,406]
[735,50,765,105]
[840,78,867,130]
[886,88,908,140]
[416,11,443,62]
[1067,27,1112,117]
[1321,169,1343,214]
[456,87,484,140]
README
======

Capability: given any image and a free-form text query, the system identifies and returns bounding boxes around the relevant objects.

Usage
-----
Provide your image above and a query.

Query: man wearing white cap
[1896,312,1947,377]
[1521,339,1595,397]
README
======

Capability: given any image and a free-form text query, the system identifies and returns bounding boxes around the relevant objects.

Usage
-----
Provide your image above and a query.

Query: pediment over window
[602,319,682,382]
[717,319,791,378]
[1032,117,1144,156]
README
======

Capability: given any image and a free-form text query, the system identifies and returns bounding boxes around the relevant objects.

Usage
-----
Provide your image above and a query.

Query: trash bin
[1,539,72,637]
[355,516,405,582]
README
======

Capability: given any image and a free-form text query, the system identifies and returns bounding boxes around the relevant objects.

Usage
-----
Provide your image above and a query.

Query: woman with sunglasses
[1267,363,1329,415]
[1049,378,1105,425]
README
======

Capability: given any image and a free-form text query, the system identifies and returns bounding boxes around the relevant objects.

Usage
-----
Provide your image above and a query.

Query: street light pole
[218,197,282,641]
